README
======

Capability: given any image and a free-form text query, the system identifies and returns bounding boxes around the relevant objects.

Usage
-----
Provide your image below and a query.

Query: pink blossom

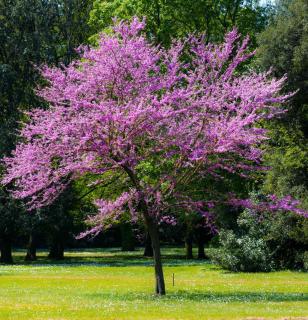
[228,195,308,218]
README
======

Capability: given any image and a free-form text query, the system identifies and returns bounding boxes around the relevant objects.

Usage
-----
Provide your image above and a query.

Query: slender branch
[77,174,123,200]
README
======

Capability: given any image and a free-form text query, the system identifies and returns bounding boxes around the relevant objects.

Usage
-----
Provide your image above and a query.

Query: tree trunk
[185,234,193,259]
[0,236,13,264]
[25,233,37,261]
[196,227,209,259]
[197,238,206,259]
[48,238,64,260]
[120,165,165,294]
[145,216,165,295]
[143,232,153,257]
[120,222,135,251]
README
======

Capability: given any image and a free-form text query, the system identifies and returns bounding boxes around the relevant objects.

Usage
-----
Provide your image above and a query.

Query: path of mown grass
[0,248,307,320]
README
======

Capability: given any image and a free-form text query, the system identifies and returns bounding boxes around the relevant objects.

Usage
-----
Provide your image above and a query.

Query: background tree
[44,187,75,260]
[89,0,272,46]
[23,210,43,261]
[257,0,308,260]
[0,0,94,261]
[246,0,308,271]
[0,188,24,263]
[257,0,308,204]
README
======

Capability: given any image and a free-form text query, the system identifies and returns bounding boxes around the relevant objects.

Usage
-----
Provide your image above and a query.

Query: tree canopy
[89,0,272,45]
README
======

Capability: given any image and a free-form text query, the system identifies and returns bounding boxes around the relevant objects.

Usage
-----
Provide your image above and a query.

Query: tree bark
[0,236,13,264]
[121,165,165,294]
[145,216,165,295]
[144,212,166,296]
[120,222,135,251]
[25,232,37,261]
[197,238,206,259]
[196,226,211,259]
[185,234,193,259]
[143,232,153,257]
[48,238,64,260]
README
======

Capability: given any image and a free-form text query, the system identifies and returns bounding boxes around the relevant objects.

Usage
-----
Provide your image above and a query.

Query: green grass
[0,248,307,320]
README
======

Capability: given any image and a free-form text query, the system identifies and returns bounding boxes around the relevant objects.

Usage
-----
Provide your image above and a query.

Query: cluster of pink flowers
[2,18,306,237]
[228,195,308,218]
[159,215,177,226]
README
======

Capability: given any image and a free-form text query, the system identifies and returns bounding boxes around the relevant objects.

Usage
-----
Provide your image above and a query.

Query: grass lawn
[0,248,307,320]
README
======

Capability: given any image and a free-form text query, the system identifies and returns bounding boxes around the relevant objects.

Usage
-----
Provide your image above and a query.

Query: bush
[208,210,307,272]
[208,210,275,272]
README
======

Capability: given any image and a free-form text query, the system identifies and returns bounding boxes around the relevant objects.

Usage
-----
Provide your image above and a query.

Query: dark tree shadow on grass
[166,290,308,303]
[10,247,210,267]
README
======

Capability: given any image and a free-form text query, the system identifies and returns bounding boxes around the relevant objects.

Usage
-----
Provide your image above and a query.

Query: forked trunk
[145,216,165,295]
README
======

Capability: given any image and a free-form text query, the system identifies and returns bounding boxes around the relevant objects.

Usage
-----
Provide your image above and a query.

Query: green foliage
[0,187,24,239]
[258,0,308,99]
[0,1,95,255]
[263,124,308,200]
[209,210,275,272]
[266,211,308,269]
[0,0,94,155]
[41,187,76,243]
[241,0,308,273]
[257,0,308,218]
[89,0,272,46]
[209,208,308,272]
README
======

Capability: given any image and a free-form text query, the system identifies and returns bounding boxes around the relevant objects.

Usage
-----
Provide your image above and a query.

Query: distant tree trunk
[143,232,153,257]
[195,227,206,259]
[196,227,211,259]
[48,237,64,260]
[120,222,135,251]
[0,236,13,264]
[25,232,37,261]
[185,233,193,259]
[145,214,165,295]
[197,238,206,259]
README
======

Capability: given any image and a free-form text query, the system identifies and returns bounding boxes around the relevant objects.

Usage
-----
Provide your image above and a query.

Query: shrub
[208,209,307,272]
[209,210,275,272]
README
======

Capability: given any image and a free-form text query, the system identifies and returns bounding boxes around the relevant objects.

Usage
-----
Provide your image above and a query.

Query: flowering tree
[2,18,306,295]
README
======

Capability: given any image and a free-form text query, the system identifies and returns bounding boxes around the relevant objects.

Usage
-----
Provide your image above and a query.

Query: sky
[259,0,275,5]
